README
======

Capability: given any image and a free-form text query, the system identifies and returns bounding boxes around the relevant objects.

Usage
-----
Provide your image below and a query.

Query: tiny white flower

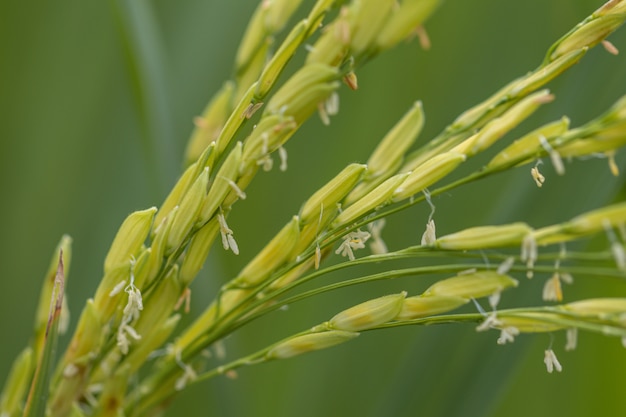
[314,244,322,270]
[539,135,565,176]
[221,176,247,200]
[335,229,371,261]
[325,92,340,116]
[521,234,537,278]
[476,313,502,332]
[421,219,436,246]
[565,328,578,351]
[497,326,520,345]
[608,152,619,176]
[602,39,620,55]
[497,257,515,275]
[174,349,197,391]
[279,146,288,172]
[63,363,79,377]
[489,290,502,310]
[257,154,273,171]
[531,166,545,187]
[542,273,563,302]
[560,272,574,284]
[611,242,626,271]
[544,349,563,373]
[368,219,388,255]
[218,211,239,255]
[109,280,127,297]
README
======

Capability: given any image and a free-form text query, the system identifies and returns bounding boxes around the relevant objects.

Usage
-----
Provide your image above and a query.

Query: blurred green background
[1,0,626,416]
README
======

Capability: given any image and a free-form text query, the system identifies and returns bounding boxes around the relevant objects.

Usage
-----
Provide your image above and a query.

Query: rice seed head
[241,114,297,167]
[455,90,554,157]
[34,235,72,340]
[235,1,271,73]
[0,346,33,416]
[329,292,407,331]
[142,208,177,287]
[265,0,305,32]
[425,271,518,299]
[236,216,301,286]
[392,152,466,202]
[200,143,243,223]
[332,173,409,227]
[124,315,180,375]
[185,83,232,166]
[104,207,156,274]
[550,4,626,61]
[565,202,626,235]
[565,297,626,318]
[264,63,340,123]
[154,163,198,235]
[487,117,570,169]
[510,49,586,97]
[300,163,367,224]
[366,101,425,179]
[435,222,532,250]
[491,313,565,333]
[215,83,258,155]
[256,20,308,98]
[179,217,220,286]
[375,0,442,51]
[134,267,182,338]
[305,9,352,66]
[93,263,131,322]
[166,168,210,253]
[350,0,396,55]
[266,330,359,360]
[397,295,469,320]
[64,299,102,364]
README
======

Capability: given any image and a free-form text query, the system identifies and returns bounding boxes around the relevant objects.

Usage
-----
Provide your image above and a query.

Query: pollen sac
[266,330,359,360]
[424,271,518,299]
[435,222,533,251]
[329,292,407,331]
[397,295,469,320]
[104,208,156,274]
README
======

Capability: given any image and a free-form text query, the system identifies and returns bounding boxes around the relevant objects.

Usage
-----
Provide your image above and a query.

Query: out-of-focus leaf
[23,251,65,417]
